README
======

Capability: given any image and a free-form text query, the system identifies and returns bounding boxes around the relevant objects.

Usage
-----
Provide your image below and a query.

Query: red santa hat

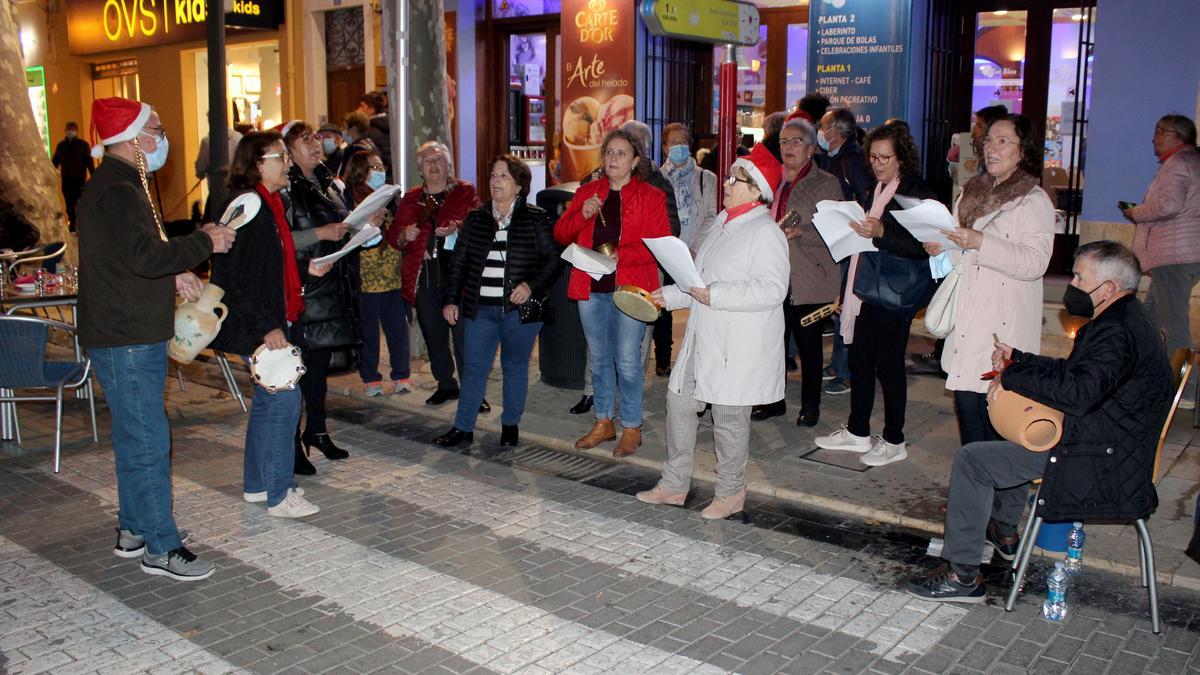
[785,109,814,125]
[89,97,152,159]
[731,143,783,203]
[277,120,302,138]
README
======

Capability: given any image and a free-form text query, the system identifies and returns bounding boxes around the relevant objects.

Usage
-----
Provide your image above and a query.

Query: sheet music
[643,236,705,290]
[812,200,876,261]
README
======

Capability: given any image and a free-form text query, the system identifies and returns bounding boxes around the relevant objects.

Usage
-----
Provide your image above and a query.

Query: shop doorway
[485,20,559,198]
[325,6,368,127]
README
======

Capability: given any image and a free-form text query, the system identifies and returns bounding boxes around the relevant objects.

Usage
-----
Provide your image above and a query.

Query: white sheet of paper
[891,199,962,251]
[344,185,402,228]
[812,200,876,262]
[643,236,704,290]
[313,225,381,266]
[561,243,617,281]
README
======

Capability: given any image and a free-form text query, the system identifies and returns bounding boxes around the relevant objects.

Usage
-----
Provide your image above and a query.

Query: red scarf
[256,183,305,322]
[774,159,814,219]
[1159,144,1185,163]
[724,201,759,223]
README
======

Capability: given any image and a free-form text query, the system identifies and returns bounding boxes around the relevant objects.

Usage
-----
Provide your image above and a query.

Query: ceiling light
[1071,14,1083,21]
[994,10,1008,15]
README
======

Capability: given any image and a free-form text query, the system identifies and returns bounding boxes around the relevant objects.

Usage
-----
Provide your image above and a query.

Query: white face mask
[66,130,77,139]
[143,136,169,172]
[816,129,831,152]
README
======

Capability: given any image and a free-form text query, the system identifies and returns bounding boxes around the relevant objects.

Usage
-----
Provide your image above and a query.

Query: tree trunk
[1,0,68,252]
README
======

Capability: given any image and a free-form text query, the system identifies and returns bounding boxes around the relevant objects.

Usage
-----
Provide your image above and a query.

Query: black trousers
[652,310,673,369]
[788,303,827,412]
[62,180,84,232]
[847,302,913,444]
[414,285,465,391]
[300,348,331,435]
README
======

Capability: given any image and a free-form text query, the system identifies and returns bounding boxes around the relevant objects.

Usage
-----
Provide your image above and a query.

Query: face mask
[1062,282,1107,318]
[816,129,831,152]
[366,170,387,190]
[322,138,337,155]
[667,144,690,164]
[66,130,77,139]
[341,131,353,144]
[142,135,169,173]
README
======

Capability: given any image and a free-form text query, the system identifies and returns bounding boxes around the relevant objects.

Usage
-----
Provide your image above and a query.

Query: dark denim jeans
[454,304,542,431]
[242,356,302,507]
[578,292,648,428]
[89,340,182,556]
[359,289,411,383]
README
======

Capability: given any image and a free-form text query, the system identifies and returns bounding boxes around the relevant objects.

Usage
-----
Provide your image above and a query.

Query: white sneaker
[814,426,874,453]
[393,378,416,394]
[266,488,320,518]
[243,487,303,503]
[861,439,908,467]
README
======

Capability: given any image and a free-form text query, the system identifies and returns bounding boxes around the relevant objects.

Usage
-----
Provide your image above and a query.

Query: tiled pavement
[2,372,1200,673]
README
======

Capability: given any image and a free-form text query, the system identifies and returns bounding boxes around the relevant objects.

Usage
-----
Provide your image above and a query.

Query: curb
[329,380,1200,593]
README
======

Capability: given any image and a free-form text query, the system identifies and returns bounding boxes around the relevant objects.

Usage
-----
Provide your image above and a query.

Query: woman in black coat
[430,155,560,448]
[815,123,935,468]
[282,121,358,473]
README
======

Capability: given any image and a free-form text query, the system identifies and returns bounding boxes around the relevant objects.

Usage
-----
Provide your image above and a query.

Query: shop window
[1044,8,1093,171]
[494,0,562,19]
[971,10,1028,115]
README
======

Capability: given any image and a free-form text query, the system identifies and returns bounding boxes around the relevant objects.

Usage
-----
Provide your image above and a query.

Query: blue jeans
[242,356,302,507]
[454,304,542,431]
[89,341,181,556]
[578,293,648,428]
[359,290,411,383]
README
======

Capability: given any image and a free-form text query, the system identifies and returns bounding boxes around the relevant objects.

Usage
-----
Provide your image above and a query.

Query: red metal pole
[717,44,738,192]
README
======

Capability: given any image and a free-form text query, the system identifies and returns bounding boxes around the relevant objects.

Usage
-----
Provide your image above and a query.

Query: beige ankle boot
[636,486,687,506]
[701,489,746,520]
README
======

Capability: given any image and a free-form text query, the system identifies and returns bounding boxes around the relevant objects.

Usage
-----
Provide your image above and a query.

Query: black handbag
[516,295,554,325]
[852,251,932,318]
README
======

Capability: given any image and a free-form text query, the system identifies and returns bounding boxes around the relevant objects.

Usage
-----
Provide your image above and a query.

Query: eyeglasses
[368,164,386,171]
[868,153,895,164]
[299,132,320,144]
[141,126,167,141]
[603,148,632,159]
[779,137,809,147]
[261,152,293,164]
[982,136,1018,147]
[725,175,754,187]
[1153,126,1176,138]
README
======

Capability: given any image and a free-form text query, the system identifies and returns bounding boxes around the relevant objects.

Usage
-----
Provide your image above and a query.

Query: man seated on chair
[905,241,1173,603]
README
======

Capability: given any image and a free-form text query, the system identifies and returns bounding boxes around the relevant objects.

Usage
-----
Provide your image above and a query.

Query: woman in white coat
[636,145,790,520]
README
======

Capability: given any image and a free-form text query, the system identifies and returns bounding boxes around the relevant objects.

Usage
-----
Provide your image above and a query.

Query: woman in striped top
[431,155,561,448]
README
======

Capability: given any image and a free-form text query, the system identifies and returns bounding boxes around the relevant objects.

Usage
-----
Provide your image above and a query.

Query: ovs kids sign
[560,0,636,182]
[65,0,281,55]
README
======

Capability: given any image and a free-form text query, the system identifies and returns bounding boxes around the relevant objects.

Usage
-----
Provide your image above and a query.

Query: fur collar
[957,171,1041,229]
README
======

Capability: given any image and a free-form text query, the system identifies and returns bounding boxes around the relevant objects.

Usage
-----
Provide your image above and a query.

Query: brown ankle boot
[613,426,642,457]
[575,418,616,449]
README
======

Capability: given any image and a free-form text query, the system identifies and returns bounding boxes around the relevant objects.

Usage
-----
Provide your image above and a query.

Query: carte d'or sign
[66,0,281,55]
[559,0,636,182]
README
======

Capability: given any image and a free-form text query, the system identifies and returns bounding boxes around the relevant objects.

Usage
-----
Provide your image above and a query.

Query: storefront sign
[559,0,637,181]
[65,0,282,55]
[92,58,140,78]
[808,0,911,128]
[639,0,759,47]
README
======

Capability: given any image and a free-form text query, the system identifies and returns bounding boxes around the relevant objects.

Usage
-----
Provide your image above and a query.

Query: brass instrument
[799,301,839,327]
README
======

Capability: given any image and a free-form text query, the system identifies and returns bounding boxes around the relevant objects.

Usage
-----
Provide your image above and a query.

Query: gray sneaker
[114,528,190,559]
[140,546,215,581]
[824,378,851,395]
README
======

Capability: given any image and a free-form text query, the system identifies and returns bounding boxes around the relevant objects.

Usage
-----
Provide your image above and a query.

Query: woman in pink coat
[926,114,1054,467]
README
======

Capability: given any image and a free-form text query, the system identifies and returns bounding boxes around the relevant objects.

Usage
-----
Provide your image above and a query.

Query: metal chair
[1004,347,1192,634]
[0,315,98,473]
[213,350,248,412]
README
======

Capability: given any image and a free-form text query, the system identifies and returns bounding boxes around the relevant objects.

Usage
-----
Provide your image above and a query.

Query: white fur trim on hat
[280,120,301,137]
[731,157,774,203]
[100,102,152,146]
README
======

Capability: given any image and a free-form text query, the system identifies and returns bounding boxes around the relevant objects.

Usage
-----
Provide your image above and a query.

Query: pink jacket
[1131,146,1200,271]
[942,187,1055,394]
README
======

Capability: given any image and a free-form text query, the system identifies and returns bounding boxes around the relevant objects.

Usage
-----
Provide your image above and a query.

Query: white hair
[415,141,455,178]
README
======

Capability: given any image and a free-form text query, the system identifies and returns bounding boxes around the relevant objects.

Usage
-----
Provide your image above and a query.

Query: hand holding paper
[890,198,961,251]
[642,236,705,290]
[812,200,877,262]
[313,225,381,266]
[561,243,617,281]
[344,185,402,228]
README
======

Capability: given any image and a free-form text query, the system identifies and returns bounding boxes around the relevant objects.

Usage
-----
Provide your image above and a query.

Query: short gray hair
[781,118,818,147]
[764,112,788,138]
[618,120,652,157]
[415,140,455,178]
[1075,240,1142,292]
[825,108,857,140]
[1157,114,1197,146]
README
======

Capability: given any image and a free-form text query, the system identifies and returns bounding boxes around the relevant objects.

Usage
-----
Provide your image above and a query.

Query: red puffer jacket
[553,176,670,301]
[386,179,482,304]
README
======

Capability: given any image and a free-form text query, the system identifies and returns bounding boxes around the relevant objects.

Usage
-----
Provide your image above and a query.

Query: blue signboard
[808,0,911,129]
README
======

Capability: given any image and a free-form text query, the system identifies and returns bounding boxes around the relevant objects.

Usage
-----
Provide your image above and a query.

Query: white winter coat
[662,204,790,406]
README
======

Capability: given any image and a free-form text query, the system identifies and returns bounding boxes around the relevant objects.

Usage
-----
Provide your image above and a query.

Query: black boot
[479,398,491,413]
[796,408,819,427]
[569,395,594,415]
[293,431,316,475]
[432,428,473,448]
[500,425,519,446]
[303,432,349,460]
[750,400,786,421]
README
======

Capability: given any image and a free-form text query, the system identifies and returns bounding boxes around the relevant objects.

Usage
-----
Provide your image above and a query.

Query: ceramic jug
[987,388,1064,452]
[169,283,228,364]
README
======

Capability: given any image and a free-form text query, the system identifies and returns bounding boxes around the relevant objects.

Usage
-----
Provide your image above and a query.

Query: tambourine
[613,285,661,323]
[249,343,306,393]
[987,388,1064,452]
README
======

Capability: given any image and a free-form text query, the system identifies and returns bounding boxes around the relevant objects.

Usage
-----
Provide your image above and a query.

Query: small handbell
[595,242,616,258]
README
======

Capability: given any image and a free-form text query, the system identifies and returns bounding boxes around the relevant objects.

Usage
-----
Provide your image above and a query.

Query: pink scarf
[840,177,900,344]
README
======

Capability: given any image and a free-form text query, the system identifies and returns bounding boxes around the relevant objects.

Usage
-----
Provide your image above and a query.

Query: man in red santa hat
[77,97,236,581]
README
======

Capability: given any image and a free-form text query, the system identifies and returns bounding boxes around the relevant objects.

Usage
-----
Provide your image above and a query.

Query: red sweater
[386,179,482,304]
[553,176,670,301]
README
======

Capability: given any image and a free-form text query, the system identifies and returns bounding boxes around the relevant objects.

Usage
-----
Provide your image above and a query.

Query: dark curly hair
[228,130,284,190]
[987,114,1042,178]
[863,123,921,178]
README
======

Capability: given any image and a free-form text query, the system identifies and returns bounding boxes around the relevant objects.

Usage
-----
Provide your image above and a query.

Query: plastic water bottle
[1064,522,1085,574]
[1042,562,1069,621]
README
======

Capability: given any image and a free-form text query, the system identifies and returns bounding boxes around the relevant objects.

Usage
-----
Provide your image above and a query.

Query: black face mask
[1063,282,1107,318]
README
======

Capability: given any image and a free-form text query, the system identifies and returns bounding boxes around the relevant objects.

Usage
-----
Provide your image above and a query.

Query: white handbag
[924,258,963,339]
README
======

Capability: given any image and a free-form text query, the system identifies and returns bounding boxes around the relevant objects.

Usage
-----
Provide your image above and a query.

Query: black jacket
[209,190,288,356]
[53,137,94,183]
[818,139,872,205]
[1002,295,1173,521]
[443,200,561,319]
[863,174,937,259]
